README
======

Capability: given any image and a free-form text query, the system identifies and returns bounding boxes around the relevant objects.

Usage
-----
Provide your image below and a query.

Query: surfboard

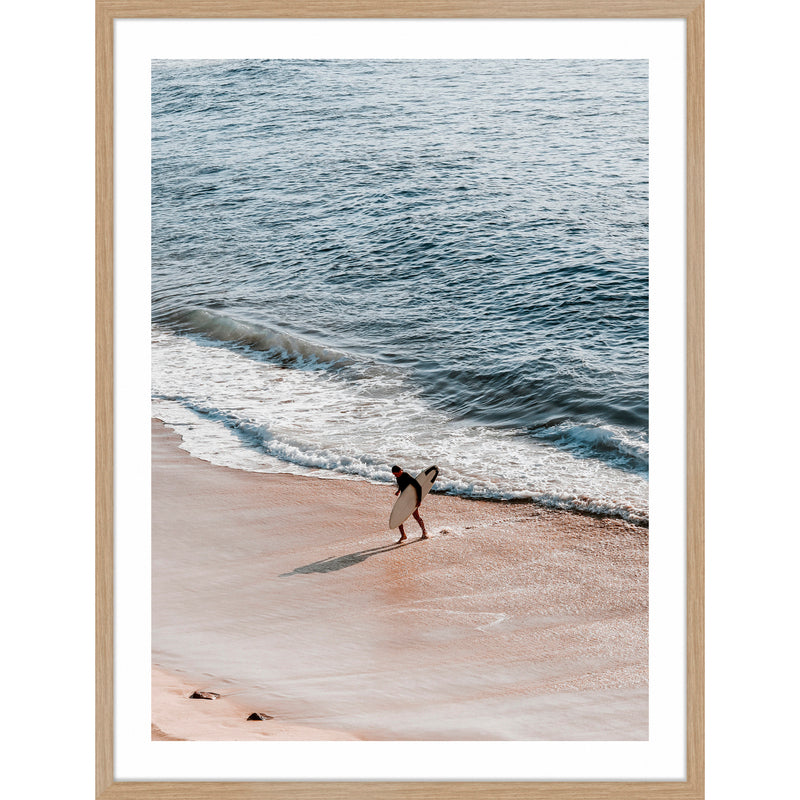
[389,465,439,529]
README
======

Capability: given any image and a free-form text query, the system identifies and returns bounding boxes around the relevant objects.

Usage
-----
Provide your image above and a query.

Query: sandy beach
[152,419,648,741]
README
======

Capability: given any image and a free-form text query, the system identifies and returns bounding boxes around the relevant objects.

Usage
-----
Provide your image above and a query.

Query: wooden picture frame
[96,1,704,797]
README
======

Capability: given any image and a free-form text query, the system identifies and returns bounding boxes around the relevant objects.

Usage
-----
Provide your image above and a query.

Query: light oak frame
[96,2,704,797]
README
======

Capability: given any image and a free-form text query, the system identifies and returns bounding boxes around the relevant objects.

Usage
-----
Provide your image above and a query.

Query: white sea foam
[152,327,648,523]
[537,420,650,474]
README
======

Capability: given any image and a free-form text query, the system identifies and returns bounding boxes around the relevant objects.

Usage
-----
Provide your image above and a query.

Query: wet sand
[152,419,648,741]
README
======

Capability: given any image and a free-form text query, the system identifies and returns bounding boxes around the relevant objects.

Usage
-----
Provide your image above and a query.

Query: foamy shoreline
[152,418,648,741]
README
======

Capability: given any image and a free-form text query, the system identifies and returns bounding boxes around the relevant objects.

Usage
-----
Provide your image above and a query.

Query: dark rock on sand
[189,690,220,700]
[247,712,274,721]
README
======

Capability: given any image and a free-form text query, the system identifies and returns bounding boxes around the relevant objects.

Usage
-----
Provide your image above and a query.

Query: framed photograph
[97,1,703,798]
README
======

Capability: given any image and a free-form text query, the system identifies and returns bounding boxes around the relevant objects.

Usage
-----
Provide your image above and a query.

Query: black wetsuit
[395,471,422,506]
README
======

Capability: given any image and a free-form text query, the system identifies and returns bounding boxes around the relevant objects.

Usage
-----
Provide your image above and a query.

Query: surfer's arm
[411,478,422,507]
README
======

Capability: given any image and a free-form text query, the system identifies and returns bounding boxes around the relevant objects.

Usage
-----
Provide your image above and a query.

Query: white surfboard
[389,465,439,529]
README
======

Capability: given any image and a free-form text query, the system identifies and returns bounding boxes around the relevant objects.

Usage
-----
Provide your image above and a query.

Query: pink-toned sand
[151,666,358,741]
[152,419,648,741]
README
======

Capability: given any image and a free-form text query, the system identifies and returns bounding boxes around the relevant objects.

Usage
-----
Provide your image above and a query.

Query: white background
[114,18,685,783]
[2,0,798,797]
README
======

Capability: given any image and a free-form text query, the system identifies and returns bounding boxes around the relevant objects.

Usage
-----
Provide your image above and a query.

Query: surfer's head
[391,465,402,476]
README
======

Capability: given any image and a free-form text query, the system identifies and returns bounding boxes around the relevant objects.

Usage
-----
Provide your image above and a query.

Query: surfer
[391,465,428,543]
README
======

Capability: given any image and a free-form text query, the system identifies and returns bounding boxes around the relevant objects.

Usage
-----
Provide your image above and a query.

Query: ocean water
[152,59,649,524]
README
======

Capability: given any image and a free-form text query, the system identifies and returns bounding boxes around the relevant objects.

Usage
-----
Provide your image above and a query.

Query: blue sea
[151,59,649,524]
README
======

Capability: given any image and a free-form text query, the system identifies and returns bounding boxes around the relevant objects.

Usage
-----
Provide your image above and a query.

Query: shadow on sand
[280,540,411,577]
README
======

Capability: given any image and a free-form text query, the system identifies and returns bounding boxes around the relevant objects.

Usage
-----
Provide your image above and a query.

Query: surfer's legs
[397,524,407,544]
[413,509,428,538]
